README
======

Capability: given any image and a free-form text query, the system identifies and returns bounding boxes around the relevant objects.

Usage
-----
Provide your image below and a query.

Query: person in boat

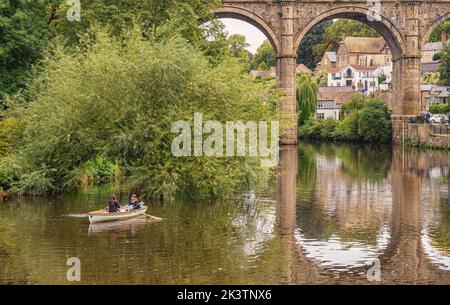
[108,195,121,213]
[126,193,143,210]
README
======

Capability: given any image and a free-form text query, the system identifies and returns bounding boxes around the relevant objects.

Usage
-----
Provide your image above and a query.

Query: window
[317,113,325,120]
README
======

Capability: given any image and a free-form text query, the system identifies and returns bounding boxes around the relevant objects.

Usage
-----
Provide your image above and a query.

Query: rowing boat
[88,206,148,224]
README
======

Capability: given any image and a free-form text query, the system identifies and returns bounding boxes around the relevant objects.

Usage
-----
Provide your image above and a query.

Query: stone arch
[212,6,281,55]
[420,12,450,49]
[294,6,406,60]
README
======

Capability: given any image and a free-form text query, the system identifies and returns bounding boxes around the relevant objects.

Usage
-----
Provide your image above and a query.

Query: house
[327,64,379,95]
[336,37,391,67]
[376,63,393,91]
[315,86,354,120]
[316,99,341,120]
[317,51,337,70]
[420,84,450,111]
[422,32,448,63]
[249,67,277,79]
[421,62,440,74]
[422,42,444,63]
[318,86,354,105]
[296,64,313,75]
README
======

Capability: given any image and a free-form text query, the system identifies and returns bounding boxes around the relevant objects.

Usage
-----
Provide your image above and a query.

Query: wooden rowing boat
[88,206,148,224]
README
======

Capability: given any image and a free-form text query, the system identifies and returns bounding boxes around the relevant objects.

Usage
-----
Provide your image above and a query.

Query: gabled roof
[324,51,337,62]
[340,37,386,54]
[249,67,276,78]
[349,64,379,71]
[423,42,444,52]
[296,64,313,74]
[421,62,440,74]
[421,85,450,98]
[328,64,378,73]
[250,70,270,78]
[319,86,354,94]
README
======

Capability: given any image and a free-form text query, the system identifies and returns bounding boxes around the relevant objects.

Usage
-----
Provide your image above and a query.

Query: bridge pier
[279,1,298,145]
[391,56,422,143]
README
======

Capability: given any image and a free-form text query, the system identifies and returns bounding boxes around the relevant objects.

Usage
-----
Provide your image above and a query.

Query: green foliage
[422,72,441,85]
[226,34,252,71]
[251,40,276,70]
[312,19,379,63]
[439,45,450,86]
[429,103,450,114]
[0,0,57,106]
[357,102,392,143]
[433,52,442,61]
[315,68,328,86]
[69,157,121,188]
[297,21,331,69]
[296,73,318,125]
[299,94,391,143]
[378,75,387,84]
[53,0,221,45]
[0,117,25,156]
[1,28,280,199]
[429,20,450,43]
[0,0,224,106]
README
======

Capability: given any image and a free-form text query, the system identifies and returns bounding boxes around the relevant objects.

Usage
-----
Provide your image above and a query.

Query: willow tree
[0,28,280,199]
[296,73,318,125]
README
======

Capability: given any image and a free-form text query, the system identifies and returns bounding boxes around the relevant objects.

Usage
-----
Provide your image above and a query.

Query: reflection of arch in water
[277,146,450,282]
[294,227,390,270]
[421,228,450,271]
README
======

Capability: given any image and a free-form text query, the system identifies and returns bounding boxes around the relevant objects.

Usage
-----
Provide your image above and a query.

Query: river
[0,143,449,284]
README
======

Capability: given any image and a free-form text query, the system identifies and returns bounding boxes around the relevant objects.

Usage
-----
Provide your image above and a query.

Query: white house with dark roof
[316,99,341,120]
[327,64,379,95]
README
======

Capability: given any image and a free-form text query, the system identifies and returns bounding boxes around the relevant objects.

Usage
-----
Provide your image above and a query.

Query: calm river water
[0,143,449,284]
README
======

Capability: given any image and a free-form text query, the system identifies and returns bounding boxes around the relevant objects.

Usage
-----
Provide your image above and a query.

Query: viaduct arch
[214,1,450,144]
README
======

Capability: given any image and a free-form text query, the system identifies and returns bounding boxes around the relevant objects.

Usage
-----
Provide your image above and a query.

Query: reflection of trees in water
[0,225,30,284]
[428,198,450,256]
[296,142,391,245]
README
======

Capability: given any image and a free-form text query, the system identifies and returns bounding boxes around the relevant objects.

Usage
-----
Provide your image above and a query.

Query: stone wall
[404,123,450,148]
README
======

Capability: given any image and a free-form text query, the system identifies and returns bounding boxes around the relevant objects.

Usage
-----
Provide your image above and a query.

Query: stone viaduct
[213,0,450,144]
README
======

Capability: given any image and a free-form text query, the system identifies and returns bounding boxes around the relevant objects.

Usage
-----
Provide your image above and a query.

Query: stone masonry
[214,0,450,144]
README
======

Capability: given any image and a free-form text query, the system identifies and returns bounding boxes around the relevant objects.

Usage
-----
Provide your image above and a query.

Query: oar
[144,213,163,221]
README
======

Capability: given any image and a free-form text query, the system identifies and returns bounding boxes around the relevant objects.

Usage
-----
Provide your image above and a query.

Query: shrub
[299,94,392,143]
[2,28,280,199]
[296,73,318,125]
[0,117,26,156]
[429,103,450,114]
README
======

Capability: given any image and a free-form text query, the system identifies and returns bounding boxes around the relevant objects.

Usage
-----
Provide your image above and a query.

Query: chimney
[442,31,447,47]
